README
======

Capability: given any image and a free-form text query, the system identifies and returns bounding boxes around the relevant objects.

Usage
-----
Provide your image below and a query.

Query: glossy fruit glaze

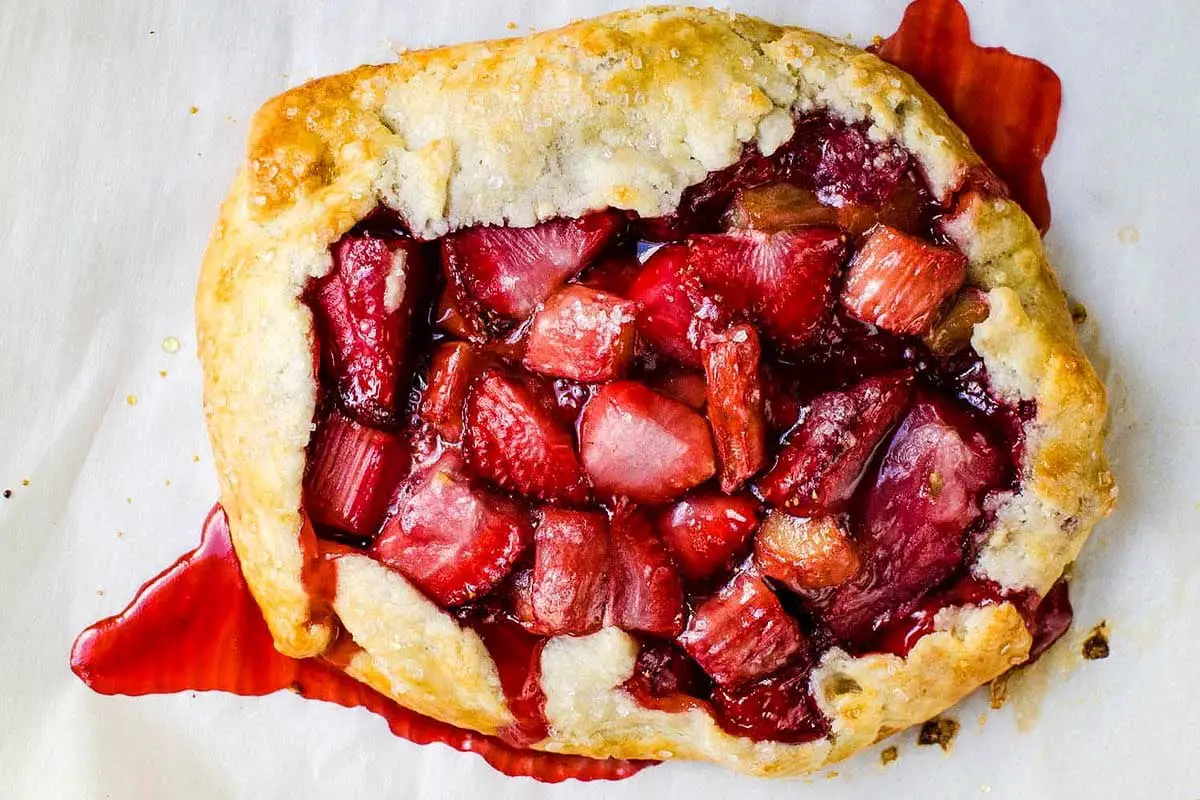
[71,0,1070,781]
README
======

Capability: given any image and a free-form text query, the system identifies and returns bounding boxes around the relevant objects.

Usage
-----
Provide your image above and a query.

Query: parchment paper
[2,1,1197,796]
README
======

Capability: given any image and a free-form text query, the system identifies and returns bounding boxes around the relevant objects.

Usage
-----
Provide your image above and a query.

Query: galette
[195,6,1114,776]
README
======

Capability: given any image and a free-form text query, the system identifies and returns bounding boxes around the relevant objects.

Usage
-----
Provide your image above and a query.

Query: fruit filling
[301,111,1059,746]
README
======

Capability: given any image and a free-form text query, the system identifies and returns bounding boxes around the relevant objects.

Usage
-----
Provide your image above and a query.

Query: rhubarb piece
[376,455,532,606]
[418,342,490,443]
[607,506,685,637]
[522,285,638,382]
[923,288,990,356]
[304,410,409,538]
[687,228,844,349]
[627,244,704,366]
[464,370,589,504]
[530,510,609,636]
[810,394,1002,641]
[725,183,838,231]
[678,571,804,688]
[314,235,423,427]
[702,324,767,492]
[840,224,967,335]
[443,212,623,318]
[757,370,914,514]
[754,512,860,591]
[579,381,715,504]
[658,492,760,582]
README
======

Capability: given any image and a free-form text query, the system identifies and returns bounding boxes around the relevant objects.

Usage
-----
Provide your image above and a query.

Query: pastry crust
[196,6,1114,776]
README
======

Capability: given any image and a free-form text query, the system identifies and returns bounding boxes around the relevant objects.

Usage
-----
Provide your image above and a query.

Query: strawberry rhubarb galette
[196,7,1114,776]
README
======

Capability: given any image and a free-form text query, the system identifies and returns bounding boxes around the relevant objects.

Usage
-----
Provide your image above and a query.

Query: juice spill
[70,506,646,783]
[874,0,1063,233]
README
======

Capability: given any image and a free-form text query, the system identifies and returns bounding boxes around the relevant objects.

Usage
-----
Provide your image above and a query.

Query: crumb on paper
[1082,622,1110,660]
[162,336,181,354]
[977,713,988,729]
[159,370,168,378]
[880,746,898,766]
[96,588,105,597]
[871,34,885,47]
[824,771,839,780]
[116,530,124,538]
[981,786,991,795]
[164,479,172,487]
[126,497,133,504]
[989,672,1011,709]
[189,105,198,115]
[21,478,29,487]
[506,21,518,30]
[917,717,959,751]
[1116,225,1140,244]
[126,394,138,406]
[193,455,201,463]
[2,489,11,499]
[1070,300,1089,325]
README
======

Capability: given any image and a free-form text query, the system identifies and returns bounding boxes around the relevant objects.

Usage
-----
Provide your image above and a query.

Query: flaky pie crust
[195,7,1115,777]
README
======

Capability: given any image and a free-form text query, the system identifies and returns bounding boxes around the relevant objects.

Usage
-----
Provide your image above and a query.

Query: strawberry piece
[443,211,623,318]
[757,370,914,514]
[314,235,423,427]
[923,288,990,356]
[626,244,704,366]
[687,228,845,349]
[808,119,910,207]
[579,253,643,297]
[759,362,803,435]
[464,370,589,504]
[651,367,708,410]
[701,324,767,492]
[658,492,761,582]
[303,410,409,538]
[418,342,490,443]
[810,394,1002,642]
[678,571,804,688]
[840,224,968,335]
[503,566,551,635]
[606,506,685,637]
[621,641,709,712]
[710,661,827,744]
[522,285,639,382]
[579,381,715,504]
[531,509,609,636]
[376,455,532,606]
[754,512,860,591]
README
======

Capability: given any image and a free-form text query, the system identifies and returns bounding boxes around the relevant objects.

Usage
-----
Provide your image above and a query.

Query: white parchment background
[1,1,1197,797]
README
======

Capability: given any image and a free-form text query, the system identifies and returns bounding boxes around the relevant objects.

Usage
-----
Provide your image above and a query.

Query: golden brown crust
[196,6,1113,775]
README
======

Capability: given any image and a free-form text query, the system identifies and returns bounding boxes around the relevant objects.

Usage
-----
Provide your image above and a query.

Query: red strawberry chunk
[678,571,804,688]
[710,662,827,744]
[376,455,532,606]
[606,506,685,637]
[688,228,845,349]
[840,224,968,335]
[754,512,860,591]
[651,367,708,410]
[531,509,609,636]
[811,394,1002,641]
[627,244,704,366]
[503,566,551,635]
[464,370,589,504]
[522,285,639,382]
[579,382,715,504]
[658,492,760,582]
[702,324,767,492]
[806,117,910,207]
[314,236,423,427]
[443,211,623,318]
[579,253,643,296]
[304,410,409,539]
[757,370,914,514]
[418,342,489,443]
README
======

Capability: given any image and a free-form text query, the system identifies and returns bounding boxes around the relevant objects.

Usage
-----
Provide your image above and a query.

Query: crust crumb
[126,394,138,406]
[162,336,181,354]
[1069,300,1088,325]
[190,106,199,115]
[880,745,898,766]
[917,717,960,751]
[1116,225,1140,244]
[989,671,1011,709]
[506,21,518,30]
[21,478,29,487]
[1082,621,1110,660]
